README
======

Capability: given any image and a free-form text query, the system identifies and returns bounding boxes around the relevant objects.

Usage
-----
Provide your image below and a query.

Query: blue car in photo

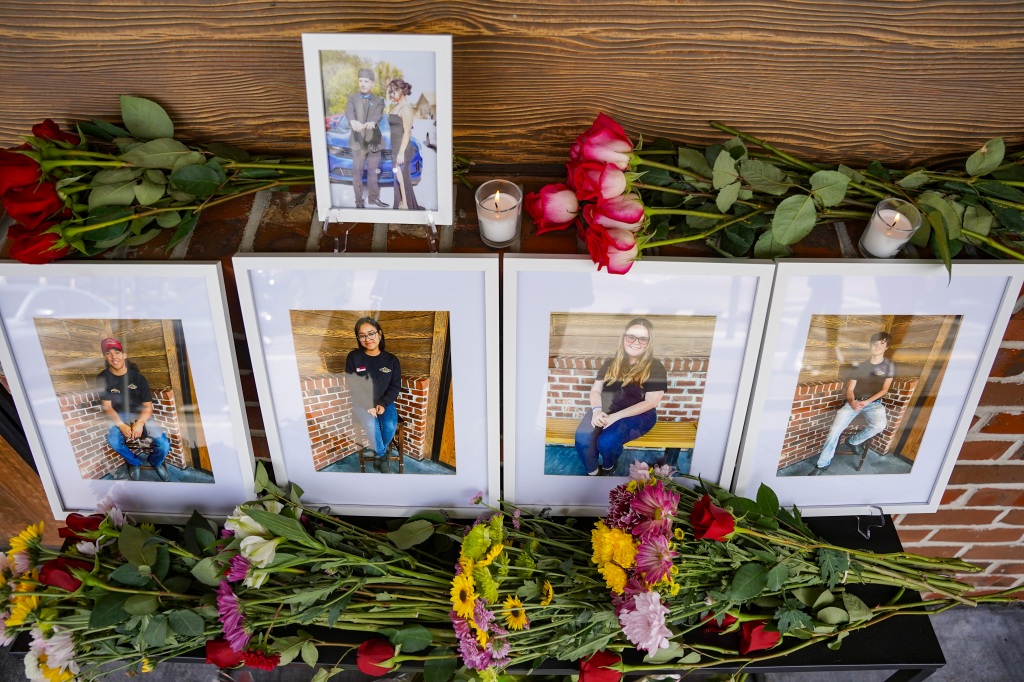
[325,114,423,186]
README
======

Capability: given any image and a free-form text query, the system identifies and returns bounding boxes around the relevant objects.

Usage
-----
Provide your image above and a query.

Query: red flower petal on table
[38,556,92,591]
[32,119,80,145]
[739,620,781,654]
[579,650,622,682]
[357,639,397,676]
[6,225,70,264]
[58,513,105,540]
[700,611,738,633]
[241,648,281,671]
[205,638,244,668]
[524,183,579,234]
[585,224,638,275]
[0,149,42,197]
[567,161,627,202]
[2,182,66,230]
[690,495,736,541]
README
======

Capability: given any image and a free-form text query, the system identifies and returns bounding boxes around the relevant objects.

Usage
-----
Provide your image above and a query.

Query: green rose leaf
[118,524,158,568]
[120,95,175,141]
[272,637,306,666]
[828,631,849,651]
[740,158,791,195]
[246,509,322,549]
[167,212,199,251]
[120,138,191,169]
[897,170,931,189]
[168,609,205,637]
[134,178,166,206]
[928,211,953,277]
[812,589,836,610]
[837,165,865,183]
[771,194,818,245]
[678,148,713,179]
[716,182,741,213]
[387,519,434,550]
[842,593,874,622]
[109,563,152,587]
[143,614,169,647]
[726,563,769,601]
[643,640,689,664]
[754,230,791,258]
[82,119,131,141]
[976,180,1024,202]
[712,150,738,190]
[809,170,850,208]
[964,205,994,236]
[391,624,433,653]
[88,593,131,628]
[918,191,963,241]
[156,211,181,228]
[424,647,458,682]
[721,223,756,256]
[124,594,159,616]
[171,150,205,172]
[88,181,137,210]
[190,556,223,586]
[966,137,1005,177]
[817,606,851,625]
[92,168,143,185]
[170,163,222,197]
[208,141,252,163]
[756,483,780,516]
[144,169,167,185]
[301,641,319,667]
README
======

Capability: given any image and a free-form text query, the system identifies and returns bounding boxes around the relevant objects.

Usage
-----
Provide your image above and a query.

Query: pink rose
[568,161,628,202]
[570,114,634,170]
[583,193,645,231]
[524,183,580,234]
[585,224,638,275]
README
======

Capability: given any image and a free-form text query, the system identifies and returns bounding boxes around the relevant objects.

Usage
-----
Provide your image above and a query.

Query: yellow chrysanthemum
[502,595,529,631]
[141,657,154,673]
[540,580,554,606]
[459,554,476,576]
[591,521,636,570]
[476,543,503,567]
[598,562,629,594]
[450,573,477,619]
[674,527,685,541]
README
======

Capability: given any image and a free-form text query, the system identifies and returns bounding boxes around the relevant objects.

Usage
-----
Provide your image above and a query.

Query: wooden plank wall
[1,2,1022,166]
[549,313,714,359]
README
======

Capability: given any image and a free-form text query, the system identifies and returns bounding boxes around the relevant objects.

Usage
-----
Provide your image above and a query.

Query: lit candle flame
[887,213,899,228]
[494,191,501,211]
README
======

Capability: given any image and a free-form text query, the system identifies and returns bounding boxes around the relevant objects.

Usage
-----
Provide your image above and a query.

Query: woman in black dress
[386,78,421,210]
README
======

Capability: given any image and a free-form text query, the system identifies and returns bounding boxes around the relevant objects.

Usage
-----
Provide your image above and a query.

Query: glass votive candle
[475,179,523,248]
[859,198,923,258]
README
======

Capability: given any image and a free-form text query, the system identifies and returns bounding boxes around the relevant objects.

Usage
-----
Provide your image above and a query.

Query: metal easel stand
[321,208,439,253]
[858,505,886,539]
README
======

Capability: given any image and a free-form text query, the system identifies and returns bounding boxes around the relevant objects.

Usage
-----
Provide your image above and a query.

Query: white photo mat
[503,255,775,515]
[302,33,453,226]
[733,260,1024,516]
[0,262,255,521]
[234,254,500,516]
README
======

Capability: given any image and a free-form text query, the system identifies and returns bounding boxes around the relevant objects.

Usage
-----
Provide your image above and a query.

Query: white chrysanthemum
[618,591,672,653]
[96,494,127,527]
[0,614,14,647]
[628,460,652,482]
[23,649,44,680]
[44,626,79,673]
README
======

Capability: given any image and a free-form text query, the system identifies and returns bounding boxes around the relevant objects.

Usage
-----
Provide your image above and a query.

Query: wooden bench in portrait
[545,418,698,450]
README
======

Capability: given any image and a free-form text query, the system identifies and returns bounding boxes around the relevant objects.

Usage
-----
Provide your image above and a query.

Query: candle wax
[861,208,914,258]
[478,192,520,244]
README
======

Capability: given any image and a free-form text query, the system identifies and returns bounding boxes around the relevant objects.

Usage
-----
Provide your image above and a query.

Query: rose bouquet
[525,114,1024,274]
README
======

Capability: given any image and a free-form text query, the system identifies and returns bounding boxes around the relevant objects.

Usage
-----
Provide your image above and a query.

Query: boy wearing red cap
[97,337,171,481]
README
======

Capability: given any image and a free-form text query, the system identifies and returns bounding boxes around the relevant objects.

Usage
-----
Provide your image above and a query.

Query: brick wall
[779,377,918,468]
[546,356,706,421]
[58,388,186,478]
[300,373,431,470]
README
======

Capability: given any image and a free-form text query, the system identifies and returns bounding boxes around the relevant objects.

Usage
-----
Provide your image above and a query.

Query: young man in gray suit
[345,68,387,208]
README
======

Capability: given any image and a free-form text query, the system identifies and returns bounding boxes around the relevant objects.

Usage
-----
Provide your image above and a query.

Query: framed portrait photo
[0,262,256,521]
[734,260,1024,516]
[302,33,453,226]
[234,254,499,516]
[503,255,775,515]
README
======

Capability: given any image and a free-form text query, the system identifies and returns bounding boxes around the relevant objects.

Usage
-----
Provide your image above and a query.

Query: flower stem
[633,157,710,184]
[641,209,767,249]
[963,228,1024,261]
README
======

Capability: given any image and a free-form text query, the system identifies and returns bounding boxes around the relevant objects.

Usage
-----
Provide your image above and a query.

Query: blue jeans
[107,413,170,467]
[575,407,657,474]
[815,401,887,468]
[354,403,398,456]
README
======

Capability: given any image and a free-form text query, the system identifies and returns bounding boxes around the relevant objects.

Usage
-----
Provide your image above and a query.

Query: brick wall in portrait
[545,356,707,422]
[300,373,430,471]
[58,388,186,479]
[778,377,918,469]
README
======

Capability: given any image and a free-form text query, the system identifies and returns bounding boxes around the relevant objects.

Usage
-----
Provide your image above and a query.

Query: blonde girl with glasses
[575,317,667,476]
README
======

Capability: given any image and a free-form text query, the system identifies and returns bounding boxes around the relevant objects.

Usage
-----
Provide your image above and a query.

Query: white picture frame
[234,253,500,516]
[302,33,453,227]
[0,262,255,521]
[503,255,775,515]
[734,260,1024,516]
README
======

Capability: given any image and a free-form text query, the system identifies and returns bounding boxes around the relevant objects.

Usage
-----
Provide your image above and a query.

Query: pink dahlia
[618,591,672,654]
[634,534,677,584]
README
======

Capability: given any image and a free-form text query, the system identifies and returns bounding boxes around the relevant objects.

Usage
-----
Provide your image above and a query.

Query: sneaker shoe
[128,465,141,481]
[847,439,867,457]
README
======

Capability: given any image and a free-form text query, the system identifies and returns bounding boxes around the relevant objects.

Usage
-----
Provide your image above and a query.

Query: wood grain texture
[2,1,1023,166]
[549,312,714,358]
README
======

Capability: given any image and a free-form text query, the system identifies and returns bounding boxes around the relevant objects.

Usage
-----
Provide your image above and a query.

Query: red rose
[32,119,80,145]
[584,224,638,275]
[524,183,580,234]
[7,225,71,264]
[58,513,105,540]
[579,650,622,682]
[567,161,627,202]
[206,638,244,668]
[700,611,738,633]
[569,114,634,170]
[356,639,396,676]
[0,149,42,197]
[583,193,645,231]
[689,495,736,542]
[39,556,92,592]
[739,621,781,654]
[2,182,65,230]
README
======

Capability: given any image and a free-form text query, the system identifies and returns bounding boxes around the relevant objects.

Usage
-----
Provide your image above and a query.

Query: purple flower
[630,481,679,540]
[619,591,672,654]
[471,491,483,505]
[450,611,493,669]
[216,581,250,652]
[226,555,250,582]
[606,484,640,531]
[473,599,496,631]
[220,528,235,539]
[635,534,677,584]
[512,509,521,531]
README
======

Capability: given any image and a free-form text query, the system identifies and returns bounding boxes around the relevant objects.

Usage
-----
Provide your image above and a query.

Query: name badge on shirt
[356,365,367,373]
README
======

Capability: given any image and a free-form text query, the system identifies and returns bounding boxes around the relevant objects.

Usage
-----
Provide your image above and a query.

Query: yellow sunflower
[476,543,503,567]
[141,657,154,673]
[450,573,477,619]
[8,522,44,567]
[473,621,489,648]
[502,595,529,631]
[540,580,554,606]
